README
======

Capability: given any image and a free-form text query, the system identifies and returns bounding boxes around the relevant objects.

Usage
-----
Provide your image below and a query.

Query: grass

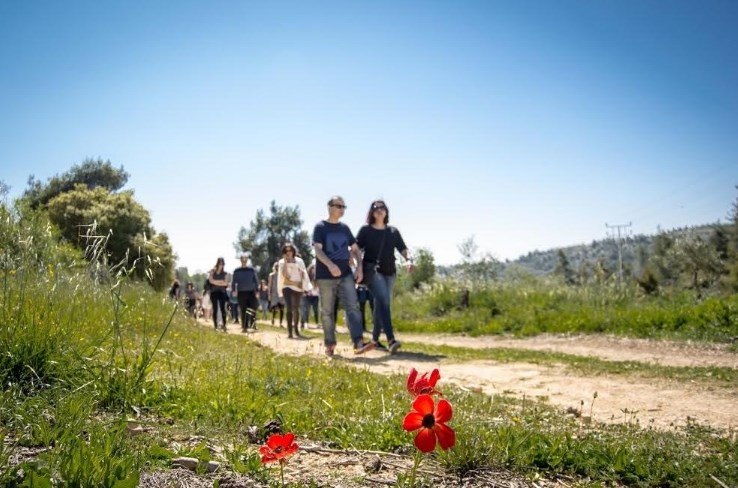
[1,205,737,487]
[393,280,738,343]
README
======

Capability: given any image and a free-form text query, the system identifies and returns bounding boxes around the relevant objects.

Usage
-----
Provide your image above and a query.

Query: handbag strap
[375,227,388,268]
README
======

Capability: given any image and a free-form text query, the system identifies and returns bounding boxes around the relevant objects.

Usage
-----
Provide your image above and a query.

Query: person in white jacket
[277,242,312,339]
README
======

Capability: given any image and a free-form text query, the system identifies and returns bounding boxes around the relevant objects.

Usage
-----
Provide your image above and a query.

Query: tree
[457,235,501,287]
[24,158,129,209]
[235,201,312,279]
[725,187,738,290]
[554,249,576,285]
[45,184,174,290]
[405,247,435,289]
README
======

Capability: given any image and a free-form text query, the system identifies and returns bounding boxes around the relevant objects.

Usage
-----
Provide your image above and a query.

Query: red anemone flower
[259,432,299,464]
[402,394,455,453]
[407,367,442,397]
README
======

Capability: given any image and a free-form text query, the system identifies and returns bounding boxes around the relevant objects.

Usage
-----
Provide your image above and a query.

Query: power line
[605,222,632,281]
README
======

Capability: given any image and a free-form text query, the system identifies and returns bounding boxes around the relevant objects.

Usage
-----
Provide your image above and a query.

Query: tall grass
[394,279,738,342]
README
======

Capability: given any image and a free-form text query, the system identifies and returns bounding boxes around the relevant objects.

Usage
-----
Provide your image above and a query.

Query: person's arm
[350,242,363,283]
[314,243,341,277]
[276,260,285,296]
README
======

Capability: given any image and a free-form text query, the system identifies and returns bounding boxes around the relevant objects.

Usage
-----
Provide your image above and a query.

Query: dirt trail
[203,319,738,431]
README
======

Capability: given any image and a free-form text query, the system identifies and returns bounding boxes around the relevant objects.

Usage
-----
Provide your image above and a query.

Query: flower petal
[402,412,424,432]
[407,368,418,393]
[429,369,440,387]
[283,432,295,446]
[414,428,437,453]
[435,399,453,423]
[434,423,456,450]
[266,433,284,450]
[412,394,435,415]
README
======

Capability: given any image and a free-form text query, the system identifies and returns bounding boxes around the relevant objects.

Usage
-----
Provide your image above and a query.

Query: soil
[212,319,738,432]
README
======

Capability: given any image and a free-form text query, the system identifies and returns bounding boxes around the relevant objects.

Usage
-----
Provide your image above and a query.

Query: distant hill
[505,223,724,277]
[436,223,726,279]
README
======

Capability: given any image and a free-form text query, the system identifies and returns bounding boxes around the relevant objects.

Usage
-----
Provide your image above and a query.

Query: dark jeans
[369,273,396,343]
[283,287,302,334]
[357,286,374,331]
[238,290,258,329]
[210,290,228,329]
[301,295,319,325]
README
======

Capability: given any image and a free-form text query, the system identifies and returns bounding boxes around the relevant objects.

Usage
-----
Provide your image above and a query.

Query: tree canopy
[24,158,129,209]
[235,201,312,279]
[24,160,174,291]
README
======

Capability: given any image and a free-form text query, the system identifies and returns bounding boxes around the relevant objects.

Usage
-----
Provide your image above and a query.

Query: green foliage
[44,184,174,291]
[235,200,312,279]
[456,236,501,287]
[23,158,129,209]
[394,278,738,342]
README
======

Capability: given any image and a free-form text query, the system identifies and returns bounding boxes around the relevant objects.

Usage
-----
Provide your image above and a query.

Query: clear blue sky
[1,0,736,273]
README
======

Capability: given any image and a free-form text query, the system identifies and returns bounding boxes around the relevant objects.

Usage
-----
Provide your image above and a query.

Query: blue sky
[1,1,736,273]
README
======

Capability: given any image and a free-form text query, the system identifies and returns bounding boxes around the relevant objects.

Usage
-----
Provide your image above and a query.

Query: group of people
[178,196,413,357]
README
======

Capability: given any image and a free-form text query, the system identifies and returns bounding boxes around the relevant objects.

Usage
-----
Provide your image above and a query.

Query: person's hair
[186,282,193,288]
[213,257,225,271]
[327,195,344,206]
[366,200,390,225]
[281,242,297,255]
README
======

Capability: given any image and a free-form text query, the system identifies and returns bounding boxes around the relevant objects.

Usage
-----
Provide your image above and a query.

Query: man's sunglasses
[330,204,347,209]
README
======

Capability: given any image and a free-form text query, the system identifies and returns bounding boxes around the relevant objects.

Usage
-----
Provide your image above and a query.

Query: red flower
[407,367,442,397]
[402,394,455,453]
[259,432,299,464]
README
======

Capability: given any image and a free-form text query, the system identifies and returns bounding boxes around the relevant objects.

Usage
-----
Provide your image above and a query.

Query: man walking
[232,255,259,331]
[313,196,374,356]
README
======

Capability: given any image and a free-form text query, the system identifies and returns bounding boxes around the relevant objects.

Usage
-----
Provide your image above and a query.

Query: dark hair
[281,242,297,256]
[366,200,389,225]
[213,257,225,271]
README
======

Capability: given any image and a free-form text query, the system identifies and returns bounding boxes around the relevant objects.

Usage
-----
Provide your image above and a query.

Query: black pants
[283,288,302,334]
[210,290,228,329]
[237,290,258,329]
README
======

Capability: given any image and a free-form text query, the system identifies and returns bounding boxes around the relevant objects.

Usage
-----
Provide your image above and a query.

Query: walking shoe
[372,341,389,352]
[325,344,335,357]
[388,340,402,354]
[353,341,375,355]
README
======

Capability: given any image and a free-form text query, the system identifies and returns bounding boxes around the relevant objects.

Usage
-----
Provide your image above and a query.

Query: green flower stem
[409,450,423,487]
[279,459,285,487]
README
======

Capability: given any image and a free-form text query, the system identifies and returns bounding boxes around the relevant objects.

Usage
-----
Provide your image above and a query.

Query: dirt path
[203,319,738,431]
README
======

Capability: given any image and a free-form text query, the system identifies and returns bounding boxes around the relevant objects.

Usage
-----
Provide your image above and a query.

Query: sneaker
[325,345,335,357]
[353,341,375,355]
[388,340,402,354]
[373,341,389,352]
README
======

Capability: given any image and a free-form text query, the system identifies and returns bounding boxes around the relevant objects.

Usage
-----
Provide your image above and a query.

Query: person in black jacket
[232,255,260,331]
[356,200,414,354]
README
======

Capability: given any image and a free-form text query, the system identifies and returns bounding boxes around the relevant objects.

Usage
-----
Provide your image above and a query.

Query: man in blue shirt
[313,196,374,357]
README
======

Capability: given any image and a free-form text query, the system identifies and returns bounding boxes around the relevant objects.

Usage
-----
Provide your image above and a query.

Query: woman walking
[208,257,230,331]
[277,242,311,338]
[356,200,413,353]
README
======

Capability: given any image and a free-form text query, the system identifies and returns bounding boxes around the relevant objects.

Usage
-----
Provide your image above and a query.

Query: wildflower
[402,394,455,453]
[259,432,299,464]
[407,367,442,397]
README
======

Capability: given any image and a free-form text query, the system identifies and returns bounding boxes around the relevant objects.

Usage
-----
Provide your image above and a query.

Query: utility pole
[605,222,632,282]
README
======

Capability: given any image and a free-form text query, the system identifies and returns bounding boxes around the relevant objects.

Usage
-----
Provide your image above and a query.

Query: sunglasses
[330,204,347,209]
[372,205,387,211]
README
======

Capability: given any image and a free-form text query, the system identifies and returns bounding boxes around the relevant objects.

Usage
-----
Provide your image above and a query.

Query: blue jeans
[317,274,365,347]
[369,273,396,343]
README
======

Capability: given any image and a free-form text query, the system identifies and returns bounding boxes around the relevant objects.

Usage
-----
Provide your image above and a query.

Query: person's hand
[355,267,364,283]
[329,263,341,277]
